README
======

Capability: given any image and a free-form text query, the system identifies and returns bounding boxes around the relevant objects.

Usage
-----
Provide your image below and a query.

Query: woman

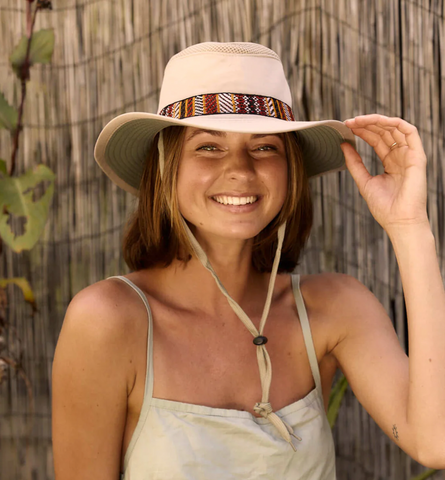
[52,42,445,479]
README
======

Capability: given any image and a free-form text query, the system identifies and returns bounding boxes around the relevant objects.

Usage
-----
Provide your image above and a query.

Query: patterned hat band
[158,92,295,121]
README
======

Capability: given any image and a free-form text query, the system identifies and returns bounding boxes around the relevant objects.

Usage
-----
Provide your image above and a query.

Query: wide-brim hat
[94,42,356,196]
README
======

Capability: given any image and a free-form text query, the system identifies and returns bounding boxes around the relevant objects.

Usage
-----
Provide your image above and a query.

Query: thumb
[340,142,372,196]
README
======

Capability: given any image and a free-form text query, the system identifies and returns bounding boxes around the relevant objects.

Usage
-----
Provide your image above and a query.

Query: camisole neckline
[108,273,329,477]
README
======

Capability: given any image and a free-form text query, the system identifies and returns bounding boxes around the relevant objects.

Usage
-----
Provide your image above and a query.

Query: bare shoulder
[299,271,377,318]
[64,277,145,337]
[52,277,148,479]
[297,272,386,349]
[63,276,151,383]
[299,271,364,297]
[67,276,143,317]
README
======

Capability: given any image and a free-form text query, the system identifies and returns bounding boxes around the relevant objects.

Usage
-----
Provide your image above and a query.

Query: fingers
[362,125,405,148]
[340,142,372,197]
[344,126,390,159]
[344,115,421,151]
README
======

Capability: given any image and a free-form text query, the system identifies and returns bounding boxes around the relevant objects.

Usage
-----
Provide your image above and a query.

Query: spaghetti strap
[290,274,322,393]
[107,276,154,400]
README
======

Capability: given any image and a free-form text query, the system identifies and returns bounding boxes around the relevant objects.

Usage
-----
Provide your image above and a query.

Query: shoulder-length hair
[122,126,313,273]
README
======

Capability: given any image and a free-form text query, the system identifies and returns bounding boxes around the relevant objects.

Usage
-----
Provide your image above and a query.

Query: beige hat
[94,42,356,196]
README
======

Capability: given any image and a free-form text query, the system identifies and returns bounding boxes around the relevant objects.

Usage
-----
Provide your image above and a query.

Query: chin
[213,224,266,240]
[222,232,259,241]
[190,223,264,242]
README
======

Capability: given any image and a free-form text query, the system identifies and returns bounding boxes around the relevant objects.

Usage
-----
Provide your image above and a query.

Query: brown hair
[122,126,313,273]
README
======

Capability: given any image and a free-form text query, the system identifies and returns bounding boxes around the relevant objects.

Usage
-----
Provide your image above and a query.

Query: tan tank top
[109,273,336,479]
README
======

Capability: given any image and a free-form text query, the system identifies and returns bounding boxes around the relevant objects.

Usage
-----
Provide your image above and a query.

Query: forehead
[184,127,284,142]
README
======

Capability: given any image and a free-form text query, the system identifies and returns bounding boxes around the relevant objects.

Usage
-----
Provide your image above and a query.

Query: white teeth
[213,195,258,205]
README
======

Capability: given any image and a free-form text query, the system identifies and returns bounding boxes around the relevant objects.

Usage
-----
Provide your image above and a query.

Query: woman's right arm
[52,280,135,480]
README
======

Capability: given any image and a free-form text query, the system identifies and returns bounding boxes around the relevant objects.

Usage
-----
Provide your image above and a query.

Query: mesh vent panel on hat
[173,42,280,60]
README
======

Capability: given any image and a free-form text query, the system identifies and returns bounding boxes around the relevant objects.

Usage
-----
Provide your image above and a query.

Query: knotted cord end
[254,402,273,417]
[291,431,303,442]
[253,401,301,451]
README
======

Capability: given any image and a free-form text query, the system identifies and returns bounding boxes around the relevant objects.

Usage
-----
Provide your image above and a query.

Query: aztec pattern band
[159,93,295,121]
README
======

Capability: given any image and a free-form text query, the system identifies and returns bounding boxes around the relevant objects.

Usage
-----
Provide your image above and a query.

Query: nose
[224,147,256,181]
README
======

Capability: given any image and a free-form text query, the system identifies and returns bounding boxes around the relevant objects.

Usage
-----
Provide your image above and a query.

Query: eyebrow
[186,129,226,141]
[251,133,284,140]
[185,129,283,142]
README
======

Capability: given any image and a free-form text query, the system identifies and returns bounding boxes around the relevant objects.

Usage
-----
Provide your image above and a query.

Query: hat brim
[94,112,356,196]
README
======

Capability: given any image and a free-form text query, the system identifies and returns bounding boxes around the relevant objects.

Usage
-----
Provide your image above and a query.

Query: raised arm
[52,280,137,480]
[334,115,445,467]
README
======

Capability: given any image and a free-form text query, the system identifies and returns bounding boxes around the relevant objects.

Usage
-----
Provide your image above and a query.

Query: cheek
[176,173,195,216]
[278,162,289,194]
[269,163,288,218]
[264,160,288,202]
[177,157,198,198]
[176,161,193,217]
[176,163,213,214]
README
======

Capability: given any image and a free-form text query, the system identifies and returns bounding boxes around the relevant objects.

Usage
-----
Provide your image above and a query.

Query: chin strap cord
[253,402,302,451]
[158,133,301,451]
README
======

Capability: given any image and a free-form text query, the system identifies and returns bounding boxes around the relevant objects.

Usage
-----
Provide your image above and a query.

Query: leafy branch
[0,0,55,453]
[9,0,54,176]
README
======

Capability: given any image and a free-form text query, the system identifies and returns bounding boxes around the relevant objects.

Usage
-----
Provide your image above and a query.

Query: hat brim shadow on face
[94,112,356,197]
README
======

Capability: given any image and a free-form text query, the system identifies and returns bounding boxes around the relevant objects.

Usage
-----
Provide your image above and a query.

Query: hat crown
[173,42,281,61]
[157,42,292,113]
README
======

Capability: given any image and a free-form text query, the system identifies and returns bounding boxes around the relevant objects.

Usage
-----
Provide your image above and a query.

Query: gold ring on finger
[389,142,398,151]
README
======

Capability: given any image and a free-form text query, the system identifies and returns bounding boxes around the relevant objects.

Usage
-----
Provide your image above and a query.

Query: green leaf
[0,164,55,252]
[0,277,36,312]
[0,92,18,132]
[327,375,349,429]
[0,159,8,176]
[10,29,55,77]
[409,469,438,480]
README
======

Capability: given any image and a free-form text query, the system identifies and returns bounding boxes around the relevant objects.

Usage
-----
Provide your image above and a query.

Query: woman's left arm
[337,114,445,467]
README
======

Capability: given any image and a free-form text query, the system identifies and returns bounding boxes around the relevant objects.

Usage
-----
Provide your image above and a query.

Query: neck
[148,240,269,319]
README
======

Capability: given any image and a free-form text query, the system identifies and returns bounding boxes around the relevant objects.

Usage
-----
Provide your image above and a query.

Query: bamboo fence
[0,0,444,479]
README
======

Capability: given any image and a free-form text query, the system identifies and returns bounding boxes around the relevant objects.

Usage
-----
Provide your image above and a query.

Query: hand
[341,114,429,234]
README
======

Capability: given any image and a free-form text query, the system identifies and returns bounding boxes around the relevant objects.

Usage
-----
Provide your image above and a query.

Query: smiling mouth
[211,195,259,206]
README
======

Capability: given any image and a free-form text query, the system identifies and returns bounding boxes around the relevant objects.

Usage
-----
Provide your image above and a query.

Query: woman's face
[177,127,288,242]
